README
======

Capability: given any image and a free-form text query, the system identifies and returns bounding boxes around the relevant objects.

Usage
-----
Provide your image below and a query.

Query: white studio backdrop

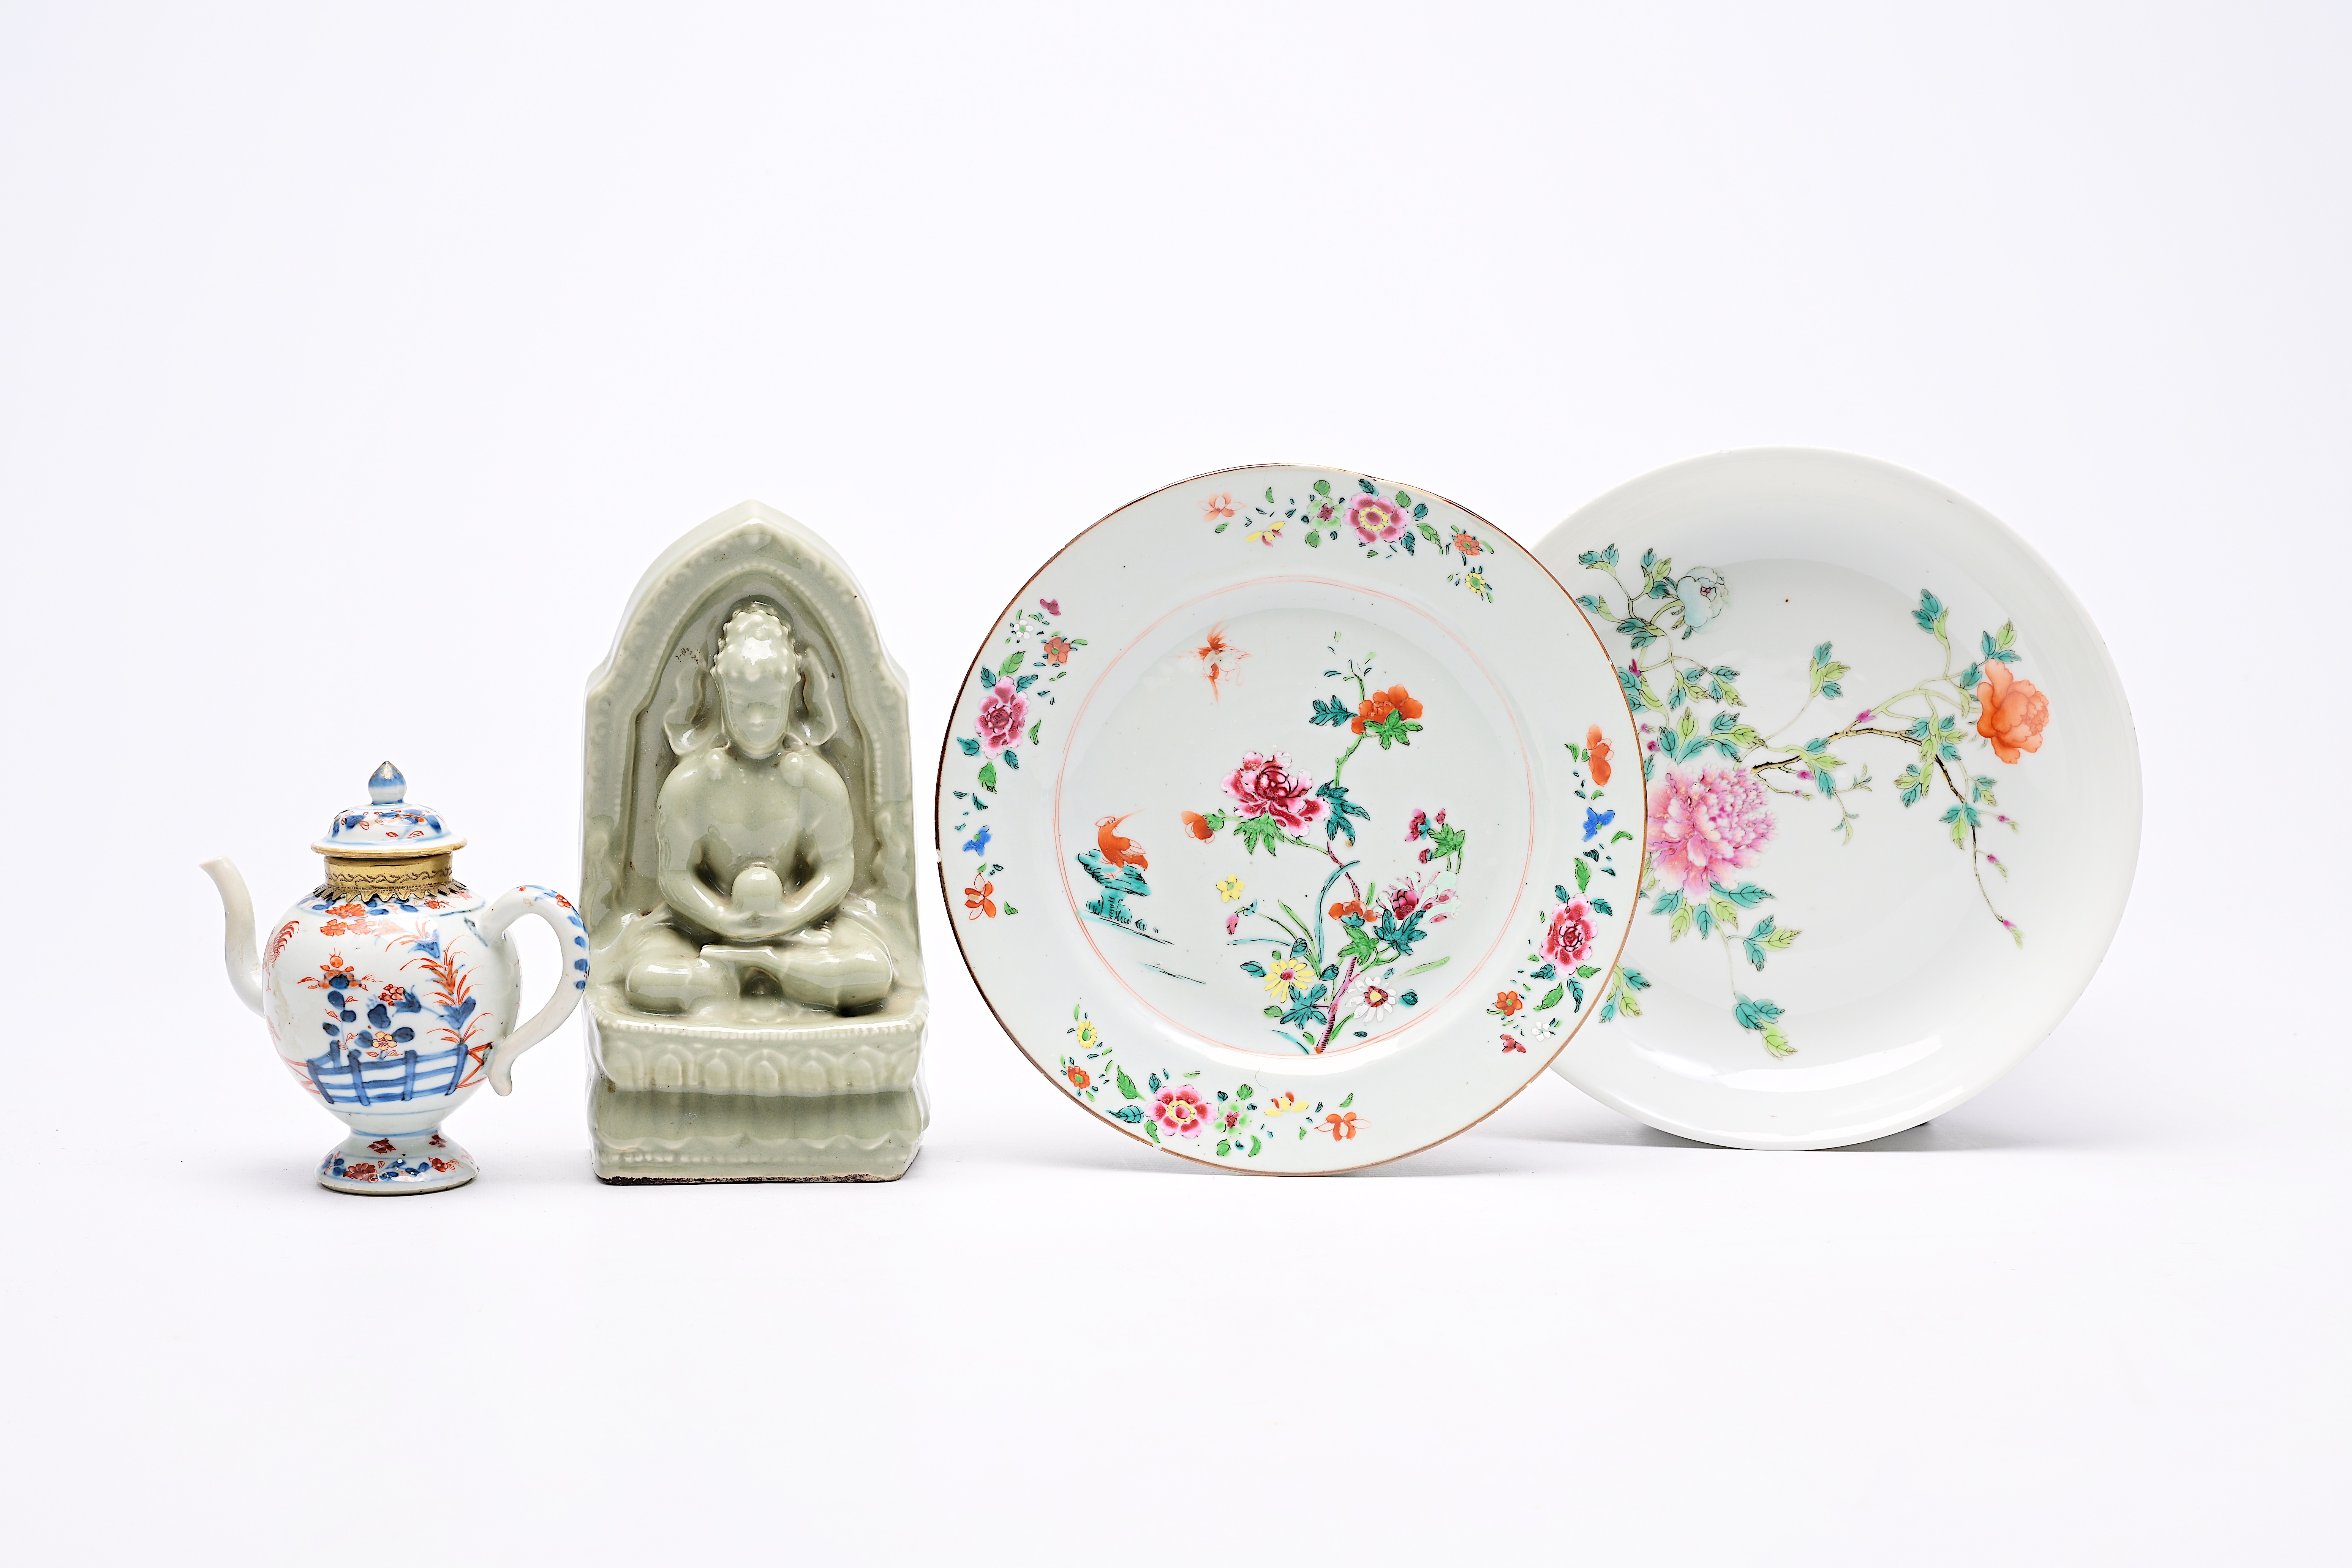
[2,3,2344,1562]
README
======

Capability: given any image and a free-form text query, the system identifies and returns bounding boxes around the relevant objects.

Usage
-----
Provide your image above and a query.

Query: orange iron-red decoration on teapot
[202,762,586,1194]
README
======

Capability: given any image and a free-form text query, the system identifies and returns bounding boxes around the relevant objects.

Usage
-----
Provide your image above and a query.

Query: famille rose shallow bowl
[938,465,1638,1173]
[1537,449,2139,1150]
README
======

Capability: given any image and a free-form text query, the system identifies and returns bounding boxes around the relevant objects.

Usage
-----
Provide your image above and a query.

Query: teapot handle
[477,885,591,1095]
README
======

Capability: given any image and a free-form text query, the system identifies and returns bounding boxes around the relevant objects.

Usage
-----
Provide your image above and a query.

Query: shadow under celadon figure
[583,503,926,1181]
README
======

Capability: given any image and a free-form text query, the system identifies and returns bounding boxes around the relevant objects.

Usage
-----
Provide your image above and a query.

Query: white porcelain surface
[204,765,586,1193]
[309,760,463,856]
[1538,449,2140,1149]
[939,465,1636,1172]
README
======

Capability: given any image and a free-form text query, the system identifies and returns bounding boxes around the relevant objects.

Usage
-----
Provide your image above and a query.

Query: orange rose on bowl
[1976,662,2050,763]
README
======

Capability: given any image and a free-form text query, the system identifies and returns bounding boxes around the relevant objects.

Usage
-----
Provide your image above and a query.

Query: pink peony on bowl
[1538,449,2140,1151]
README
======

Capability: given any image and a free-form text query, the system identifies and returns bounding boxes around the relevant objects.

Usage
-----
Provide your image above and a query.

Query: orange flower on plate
[1323,1111,1358,1141]
[1351,684,1425,735]
[1203,492,1235,523]
[1181,811,1215,841]
[1493,989,1524,1017]
[1975,663,2050,764]
[1452,531,1483,556]
[1586,724,1613,785]
[963,880,997,919]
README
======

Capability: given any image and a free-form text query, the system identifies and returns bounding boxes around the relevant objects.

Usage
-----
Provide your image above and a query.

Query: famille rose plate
[1537,449,2140,1149]
[937,465,1638,1173]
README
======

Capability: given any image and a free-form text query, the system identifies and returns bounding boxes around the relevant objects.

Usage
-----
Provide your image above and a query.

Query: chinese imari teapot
[201,763,587,1193]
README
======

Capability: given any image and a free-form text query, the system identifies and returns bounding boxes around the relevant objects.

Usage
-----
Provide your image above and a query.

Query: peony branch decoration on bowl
[1575,546,2050,1058]
[1175,642,1462,1054]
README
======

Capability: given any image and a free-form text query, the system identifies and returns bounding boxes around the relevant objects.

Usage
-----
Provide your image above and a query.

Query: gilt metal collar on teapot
[312,763,469,898]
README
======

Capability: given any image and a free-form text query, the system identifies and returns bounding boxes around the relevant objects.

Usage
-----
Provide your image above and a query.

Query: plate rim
[934,460,1642,1174]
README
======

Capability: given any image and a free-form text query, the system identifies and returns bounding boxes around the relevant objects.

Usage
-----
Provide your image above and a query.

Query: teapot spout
[200,858,267,1016]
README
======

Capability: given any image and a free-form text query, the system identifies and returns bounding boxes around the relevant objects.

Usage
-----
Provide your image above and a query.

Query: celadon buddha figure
[620,602,895,1015]
[582,503,926,1182]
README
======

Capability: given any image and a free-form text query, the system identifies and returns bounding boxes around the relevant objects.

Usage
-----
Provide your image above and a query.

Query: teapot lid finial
[312,762,465,860]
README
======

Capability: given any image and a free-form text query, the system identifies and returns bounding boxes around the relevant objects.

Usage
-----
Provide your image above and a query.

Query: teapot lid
[310,762,467,859]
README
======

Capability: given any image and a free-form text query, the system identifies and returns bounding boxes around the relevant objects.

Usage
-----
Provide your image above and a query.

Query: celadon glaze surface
[582,501,926,1182]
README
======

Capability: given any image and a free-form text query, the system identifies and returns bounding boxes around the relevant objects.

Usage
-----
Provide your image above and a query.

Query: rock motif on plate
[1572,545,2048,1057]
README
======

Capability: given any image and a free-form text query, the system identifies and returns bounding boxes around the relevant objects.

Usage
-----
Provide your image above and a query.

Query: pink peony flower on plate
[1151,1085,1211,1138]
[1224,752,1326,832]
[975,680,1027,753]
[1385,873,1454,926]
[1649,766,1775,895]
[1348,496,1406,543]
[1543,896,1598,969]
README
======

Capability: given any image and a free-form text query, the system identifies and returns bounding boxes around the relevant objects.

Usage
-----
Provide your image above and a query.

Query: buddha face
[713,605,798,759]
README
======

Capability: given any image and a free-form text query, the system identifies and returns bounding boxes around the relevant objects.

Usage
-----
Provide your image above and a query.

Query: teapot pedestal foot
[318,1128,477,1195]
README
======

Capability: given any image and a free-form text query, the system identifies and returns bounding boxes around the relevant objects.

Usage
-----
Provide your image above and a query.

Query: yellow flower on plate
[1074,1019,1098,1049]
[1262,1091,1307,1118]
[1264,957,1313,999]
[1217,875,1245,902]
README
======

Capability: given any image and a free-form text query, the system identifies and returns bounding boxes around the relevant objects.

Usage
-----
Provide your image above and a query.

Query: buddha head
[712,602,798,758]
